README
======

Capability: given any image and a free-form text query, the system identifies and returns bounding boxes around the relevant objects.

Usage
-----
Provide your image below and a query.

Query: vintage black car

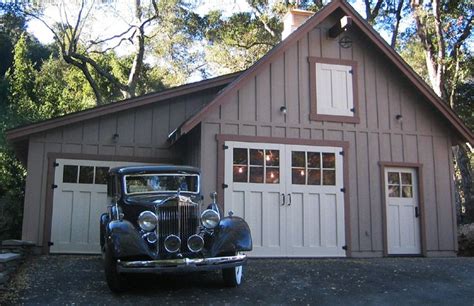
[100,165,252,292]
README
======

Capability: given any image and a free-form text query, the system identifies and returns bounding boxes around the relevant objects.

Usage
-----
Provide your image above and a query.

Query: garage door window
[233,148,280,184]
[291,151,336,186]
[63,165,78,183]
[62,165,110,185]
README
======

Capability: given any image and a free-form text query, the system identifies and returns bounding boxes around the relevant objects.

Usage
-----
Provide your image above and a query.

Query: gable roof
[6,71,240,164]
[171,0,473,145]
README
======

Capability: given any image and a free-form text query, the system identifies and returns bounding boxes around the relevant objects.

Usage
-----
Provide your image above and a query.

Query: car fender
[105,220,152,259]
[210,216,253,257]
[100,213,109,249]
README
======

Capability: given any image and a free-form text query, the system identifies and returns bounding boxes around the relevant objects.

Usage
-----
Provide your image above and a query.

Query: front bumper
[116,254,247,273]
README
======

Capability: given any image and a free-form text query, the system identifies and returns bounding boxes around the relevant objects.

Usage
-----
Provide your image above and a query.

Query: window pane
[265,150,279,167]
[95,167,110,184]
[307,152,320,168]
[292,151,305,167]
[250,149,264,166]
[402,186,413,198]
[266,167,280,184]
[233,148,247,165]
[401,173,412,185]
[233,166,247,182]
[388,172,400,184]
[322,153,335,168]
[249,166,264,183]
[388,185,400,197]
[79,166,94,184]
[292,168,306,185]
[322,170,336,185]
[308,169,321,185]
[63,165,78,183]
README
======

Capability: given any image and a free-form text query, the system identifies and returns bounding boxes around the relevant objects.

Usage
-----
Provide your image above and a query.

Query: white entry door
[50,159,148,254]
[384,167,421,255]
[224,141,346,257]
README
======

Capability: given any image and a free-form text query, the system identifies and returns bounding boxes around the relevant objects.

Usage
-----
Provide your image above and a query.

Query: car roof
[109,165,200,175]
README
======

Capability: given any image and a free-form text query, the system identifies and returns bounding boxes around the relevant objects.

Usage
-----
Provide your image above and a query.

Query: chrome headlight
[138,211,157,231]
[201,209,220,229]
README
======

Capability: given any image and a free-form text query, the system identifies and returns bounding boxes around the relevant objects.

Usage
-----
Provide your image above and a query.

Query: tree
[14,0,200,105]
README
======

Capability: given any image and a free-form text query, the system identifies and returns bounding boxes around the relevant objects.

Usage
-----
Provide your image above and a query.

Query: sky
[27,0,373,48]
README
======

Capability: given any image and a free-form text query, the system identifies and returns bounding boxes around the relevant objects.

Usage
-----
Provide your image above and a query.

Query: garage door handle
[287,194,292,206]
[415,207,420,218]
[281,193,285,206]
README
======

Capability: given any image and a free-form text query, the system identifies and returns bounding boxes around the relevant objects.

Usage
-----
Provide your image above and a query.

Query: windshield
[124,174,199,194]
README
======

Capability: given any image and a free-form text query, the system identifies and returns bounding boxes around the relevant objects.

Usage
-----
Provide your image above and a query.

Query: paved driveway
[2,255,474,305]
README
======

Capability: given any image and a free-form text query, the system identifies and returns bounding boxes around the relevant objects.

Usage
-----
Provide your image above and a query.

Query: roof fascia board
[6,72,239,142]
[179,0,472,144]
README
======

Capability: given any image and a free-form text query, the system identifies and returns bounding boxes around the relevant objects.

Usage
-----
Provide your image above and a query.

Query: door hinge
[342,245,348,250]
[349,69,353,74]
[222,184,228,189]
[340,188,346,193]
[223,145,229,150]
[48,241,54,246]
[339,151,344,156]
[53,162,59,167]
[350,108,355,113]
[51,184,58,189]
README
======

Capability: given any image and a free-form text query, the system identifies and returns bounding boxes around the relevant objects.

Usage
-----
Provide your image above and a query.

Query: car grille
[156,196,199,254]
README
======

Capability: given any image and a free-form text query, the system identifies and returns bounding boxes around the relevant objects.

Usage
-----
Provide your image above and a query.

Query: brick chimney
[281,9,315,40]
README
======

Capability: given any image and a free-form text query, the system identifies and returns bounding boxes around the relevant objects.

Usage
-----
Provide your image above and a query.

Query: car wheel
[104,246,127,293]
[222,254,243,287]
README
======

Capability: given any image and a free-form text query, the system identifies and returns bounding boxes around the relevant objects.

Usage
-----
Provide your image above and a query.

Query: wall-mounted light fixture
[112,133,119,143]
[395,114,403,122]
[280,106,287,115]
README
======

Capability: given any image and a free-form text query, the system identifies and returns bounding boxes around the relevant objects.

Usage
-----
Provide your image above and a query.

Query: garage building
[7,0,473,257]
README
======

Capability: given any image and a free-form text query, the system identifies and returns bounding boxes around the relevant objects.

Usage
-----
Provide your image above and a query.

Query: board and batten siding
[22,90,215,245]
[199,17,457,256]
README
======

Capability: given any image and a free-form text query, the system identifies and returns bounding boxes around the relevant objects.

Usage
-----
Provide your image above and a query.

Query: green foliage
[204,10,282,75]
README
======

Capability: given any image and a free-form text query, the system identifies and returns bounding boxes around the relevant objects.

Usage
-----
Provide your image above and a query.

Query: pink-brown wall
[199,15,457,257]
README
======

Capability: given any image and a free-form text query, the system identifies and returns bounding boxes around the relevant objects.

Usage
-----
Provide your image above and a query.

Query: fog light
[164,235,181,253]
[144,232,157,244]
[187,234,204,252]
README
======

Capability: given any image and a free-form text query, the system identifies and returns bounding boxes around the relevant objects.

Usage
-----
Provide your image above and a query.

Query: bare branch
[390,0,404,47]
[450,15,473,58]
[86,26,135,47]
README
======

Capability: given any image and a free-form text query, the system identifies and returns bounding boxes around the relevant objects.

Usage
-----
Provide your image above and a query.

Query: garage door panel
[231,191,245,218]
[71,191,92,244]
[323,194,337,248]
[249,191,263,247]
[88,191,107,245]
[306,193,321,247]
[287,192,304,248]
[263,191,282,247]
[54,190,73,244]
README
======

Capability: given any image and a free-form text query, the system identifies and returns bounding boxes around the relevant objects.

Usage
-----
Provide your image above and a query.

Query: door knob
[281,193,285,206]
[287,194,292,206]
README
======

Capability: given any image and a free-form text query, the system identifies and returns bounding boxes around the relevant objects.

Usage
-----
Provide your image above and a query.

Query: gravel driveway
[2,255,474,305]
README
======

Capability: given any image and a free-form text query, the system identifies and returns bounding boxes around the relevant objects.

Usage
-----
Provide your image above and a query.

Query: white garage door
[224,142,346,257]
[50,159,150,254]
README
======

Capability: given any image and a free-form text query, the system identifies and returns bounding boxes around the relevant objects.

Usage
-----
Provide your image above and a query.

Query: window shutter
[316,63,354,117]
